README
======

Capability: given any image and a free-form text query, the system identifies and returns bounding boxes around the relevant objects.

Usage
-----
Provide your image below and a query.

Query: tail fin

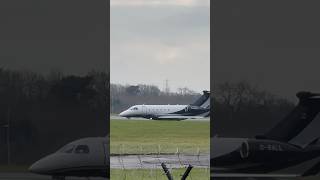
[191,90,210,107]
[258,92,320,143]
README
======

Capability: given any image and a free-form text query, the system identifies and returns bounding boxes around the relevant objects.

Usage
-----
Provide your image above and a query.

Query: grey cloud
[0,0,107,75]
[111,0,210,7]
[111,6,210,92]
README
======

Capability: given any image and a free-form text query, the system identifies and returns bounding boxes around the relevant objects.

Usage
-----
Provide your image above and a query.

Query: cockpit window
[58,144,75,153]
[74,145,90,154]
[130,107,139,110]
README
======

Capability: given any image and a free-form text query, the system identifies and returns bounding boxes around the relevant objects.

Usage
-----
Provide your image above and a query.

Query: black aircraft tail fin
[258,92,320,143]
[191,90,210,107]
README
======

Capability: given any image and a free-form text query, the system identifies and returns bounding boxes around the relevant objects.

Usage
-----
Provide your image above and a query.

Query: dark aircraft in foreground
[29,137,108,180]
[212,92,320,179]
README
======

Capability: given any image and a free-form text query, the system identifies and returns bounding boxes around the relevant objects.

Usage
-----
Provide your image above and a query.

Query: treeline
[213,81,295,138]
[0,68,108,165]
[111,84,201,113]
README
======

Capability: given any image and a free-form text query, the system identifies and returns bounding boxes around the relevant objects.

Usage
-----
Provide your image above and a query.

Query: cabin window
[75,145,90,154]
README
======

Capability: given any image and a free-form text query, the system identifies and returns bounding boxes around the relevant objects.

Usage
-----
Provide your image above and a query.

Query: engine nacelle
[239,139,302,162]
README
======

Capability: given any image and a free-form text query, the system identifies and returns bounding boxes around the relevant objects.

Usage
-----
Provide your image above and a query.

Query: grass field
[111,168,210,180]
[110,119,210,155]
[0,165,29,172]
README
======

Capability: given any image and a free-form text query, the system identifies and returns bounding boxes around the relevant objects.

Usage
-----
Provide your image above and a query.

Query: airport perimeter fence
[110,145,210,180]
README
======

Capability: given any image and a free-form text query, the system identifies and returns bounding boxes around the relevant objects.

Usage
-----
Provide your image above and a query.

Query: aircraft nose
[29,159,45,174]
[119,111,127,117]
[29,154,57,174]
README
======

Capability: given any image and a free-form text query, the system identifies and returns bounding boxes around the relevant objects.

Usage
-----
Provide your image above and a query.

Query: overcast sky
[214,0,320,101]
[110,0,210,93]
[0,0,107,76]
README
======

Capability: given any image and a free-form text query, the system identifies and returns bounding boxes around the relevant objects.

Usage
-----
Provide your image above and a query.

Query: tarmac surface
[110,154,210,169]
